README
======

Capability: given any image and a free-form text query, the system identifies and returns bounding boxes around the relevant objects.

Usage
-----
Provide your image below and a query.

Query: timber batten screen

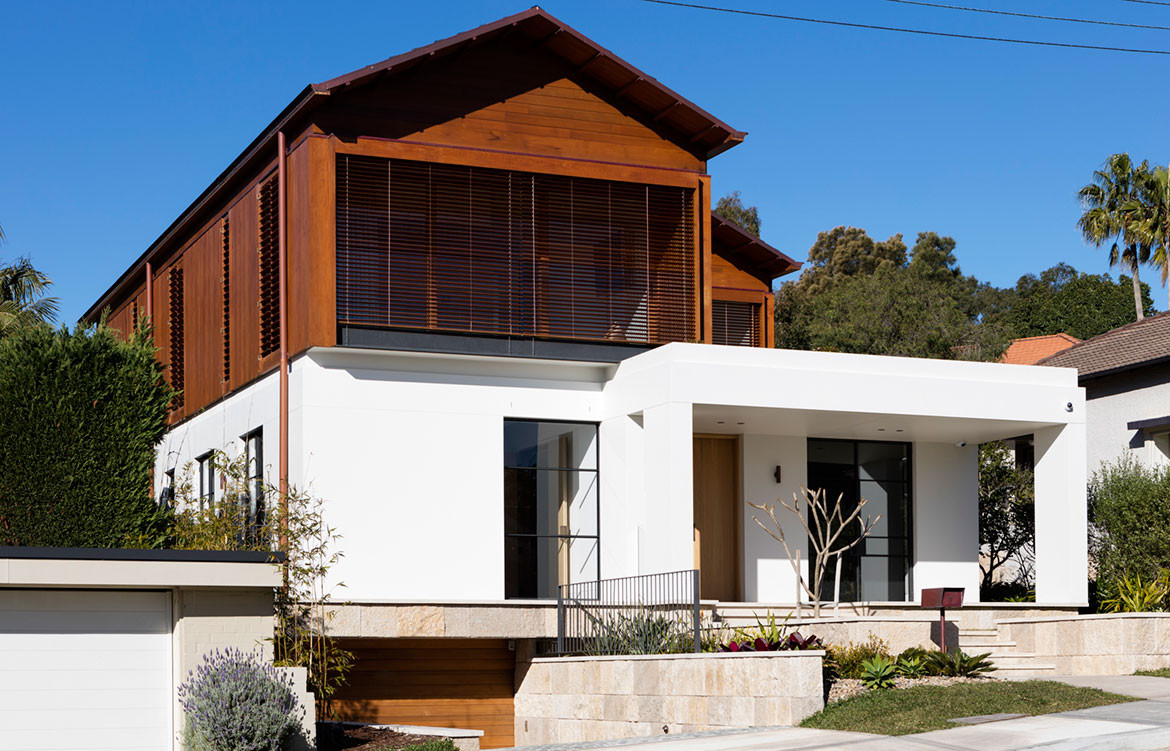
[336,155,696,344]
[712,299,761,347]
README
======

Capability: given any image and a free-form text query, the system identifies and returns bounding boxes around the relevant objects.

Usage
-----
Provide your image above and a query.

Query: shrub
[860,656,897,689]
[720,631,821,652]
[1090,456,1170,588]
[1099,571,1170,613]
[0,323,174,547]
[179,648,304,751]
[401,741,457,751]
[924,649,996,677]
[826,634,891,679]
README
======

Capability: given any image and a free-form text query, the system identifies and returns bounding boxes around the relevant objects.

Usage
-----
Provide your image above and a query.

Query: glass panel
[808,439,854,466]
[567,537,599,585]
[858,442,907,482]
[504,421,598,470]
[504,469,598,536]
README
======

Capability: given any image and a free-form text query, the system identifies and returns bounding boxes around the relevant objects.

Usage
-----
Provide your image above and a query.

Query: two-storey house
[86,9,1088,746]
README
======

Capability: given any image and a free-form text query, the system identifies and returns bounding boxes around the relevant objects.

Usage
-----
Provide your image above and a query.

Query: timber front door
[692,435,740,601]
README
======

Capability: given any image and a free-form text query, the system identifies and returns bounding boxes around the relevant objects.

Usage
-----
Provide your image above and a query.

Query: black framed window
[242,429,264,524]
[196,451,216,510]
[504,420,599,599]
[159,469,175,508]
[807,438,913,602]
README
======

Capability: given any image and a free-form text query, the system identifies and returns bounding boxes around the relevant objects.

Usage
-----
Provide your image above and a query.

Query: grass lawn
[1135,667,1170,678]
[801,680,1136,735]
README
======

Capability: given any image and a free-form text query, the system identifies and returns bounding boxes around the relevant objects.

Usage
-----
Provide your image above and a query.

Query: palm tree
[0,223,59,337]
[1128,165,1170,310]
[1078,153,1149,321]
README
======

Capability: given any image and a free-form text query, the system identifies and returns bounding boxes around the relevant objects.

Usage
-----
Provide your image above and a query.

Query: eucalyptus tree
[1077,153,1149,322]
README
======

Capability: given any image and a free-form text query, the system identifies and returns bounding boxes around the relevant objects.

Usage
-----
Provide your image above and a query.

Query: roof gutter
[83,85,329,321]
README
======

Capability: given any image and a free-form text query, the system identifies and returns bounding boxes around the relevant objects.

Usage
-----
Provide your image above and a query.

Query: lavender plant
[178,648,304,751]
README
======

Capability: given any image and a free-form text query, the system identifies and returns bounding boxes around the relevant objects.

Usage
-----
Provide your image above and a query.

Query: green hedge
[0,324,174,547]
[1090,455,1170,587]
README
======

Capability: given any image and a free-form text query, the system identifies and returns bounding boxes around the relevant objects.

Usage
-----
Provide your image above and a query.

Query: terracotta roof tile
[999,333,1080,365]
[1038,312,1170,377]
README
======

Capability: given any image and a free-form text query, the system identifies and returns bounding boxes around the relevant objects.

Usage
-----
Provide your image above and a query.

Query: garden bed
[827,675,999,704]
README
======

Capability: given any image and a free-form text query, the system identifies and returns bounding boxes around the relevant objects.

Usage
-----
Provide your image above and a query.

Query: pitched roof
[1038,312,1170,378]
[711,214,801,282]
[999,333,1080,366]
[85,8,745,321]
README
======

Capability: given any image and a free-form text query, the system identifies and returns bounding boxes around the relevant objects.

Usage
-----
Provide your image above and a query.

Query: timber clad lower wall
[332,638,516,749]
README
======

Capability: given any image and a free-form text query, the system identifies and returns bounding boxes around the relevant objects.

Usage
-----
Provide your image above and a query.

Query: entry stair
[709,603,1057,678]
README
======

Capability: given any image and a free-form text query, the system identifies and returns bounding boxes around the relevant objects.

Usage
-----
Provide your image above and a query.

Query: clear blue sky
[4,0,1169,324]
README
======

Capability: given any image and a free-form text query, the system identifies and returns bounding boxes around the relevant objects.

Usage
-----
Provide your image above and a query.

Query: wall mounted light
[774,465,782,483]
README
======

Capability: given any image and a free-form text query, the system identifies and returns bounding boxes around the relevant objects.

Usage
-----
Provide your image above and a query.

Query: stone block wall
[325,602,557,638]
[999,613,1170,674]
[513,651,824,746]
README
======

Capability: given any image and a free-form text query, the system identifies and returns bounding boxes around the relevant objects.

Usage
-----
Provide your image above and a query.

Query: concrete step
[959,628,999,636]
[959,641,1017,651]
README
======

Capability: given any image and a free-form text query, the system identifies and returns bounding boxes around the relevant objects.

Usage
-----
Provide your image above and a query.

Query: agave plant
[895,655,927,679]
[860,655,897,689]
[925,649,996,677]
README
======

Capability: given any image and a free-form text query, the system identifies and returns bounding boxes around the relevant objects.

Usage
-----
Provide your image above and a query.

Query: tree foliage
[978,442,1034,593]
[0,323,173,547]
[1077,153,1151,322]
[714,191,761,236]
[775,227,1010,360]
[985,263,1154,342]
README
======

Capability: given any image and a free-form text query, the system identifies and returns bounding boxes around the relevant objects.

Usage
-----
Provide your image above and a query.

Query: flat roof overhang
[0,547,282,589]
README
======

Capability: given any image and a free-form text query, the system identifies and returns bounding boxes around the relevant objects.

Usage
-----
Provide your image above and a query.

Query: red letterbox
[921,587,964,652]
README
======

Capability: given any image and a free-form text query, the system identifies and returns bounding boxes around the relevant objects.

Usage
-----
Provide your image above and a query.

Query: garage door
[0,590,172,751]
[332,638,515,749]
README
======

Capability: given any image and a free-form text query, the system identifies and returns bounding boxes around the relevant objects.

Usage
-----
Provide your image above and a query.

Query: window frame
[503,418,601,600]
[195,451,216,510]
[241,428,264,523]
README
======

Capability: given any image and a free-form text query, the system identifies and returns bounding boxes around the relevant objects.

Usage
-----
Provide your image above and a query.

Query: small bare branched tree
[749,486,881,617]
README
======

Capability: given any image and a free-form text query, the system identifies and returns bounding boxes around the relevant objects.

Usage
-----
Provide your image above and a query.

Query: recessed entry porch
[689,404,1083,606]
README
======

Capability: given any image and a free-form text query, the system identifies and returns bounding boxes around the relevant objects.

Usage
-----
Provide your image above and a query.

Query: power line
[1121,0,1170,7]
[885,0,1170,31]
[637,0,1170,54]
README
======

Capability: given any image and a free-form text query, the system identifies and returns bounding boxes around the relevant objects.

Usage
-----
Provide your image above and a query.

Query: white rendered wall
[297,350,606,601]
[741,435,807,603]
[912,442,980,602]
[1034,423,1089,605]
[150,343,1086,606]
[1083,367,1170,474]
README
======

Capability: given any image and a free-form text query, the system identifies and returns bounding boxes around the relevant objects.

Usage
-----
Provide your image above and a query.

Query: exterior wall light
[774,465,782,483]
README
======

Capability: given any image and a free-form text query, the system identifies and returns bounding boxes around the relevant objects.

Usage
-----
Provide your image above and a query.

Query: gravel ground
[827,675,1000,703]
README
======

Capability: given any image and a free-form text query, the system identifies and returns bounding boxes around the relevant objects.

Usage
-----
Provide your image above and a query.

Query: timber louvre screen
[336,155,696,344]
[258,177,280,358]
[712,299,761,347]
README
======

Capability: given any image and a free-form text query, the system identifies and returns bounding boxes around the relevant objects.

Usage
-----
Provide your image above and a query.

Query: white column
[1033,423,1089,605]
[640,402,694,574]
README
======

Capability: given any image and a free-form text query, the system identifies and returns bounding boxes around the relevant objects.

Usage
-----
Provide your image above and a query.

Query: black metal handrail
[556,569,700,656]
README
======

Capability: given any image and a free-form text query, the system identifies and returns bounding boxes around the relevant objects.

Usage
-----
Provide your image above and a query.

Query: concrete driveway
[504,675,1170,751]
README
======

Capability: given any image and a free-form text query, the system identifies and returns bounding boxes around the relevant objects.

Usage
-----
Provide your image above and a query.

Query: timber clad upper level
[86,8,799,424]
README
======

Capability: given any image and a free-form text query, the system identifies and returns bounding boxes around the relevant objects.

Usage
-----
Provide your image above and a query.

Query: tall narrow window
[242,429,264,524]
[712,300,761,347]
[258,176,280,358]
[504,420,599,599]
[222,216,231,383]
[168,267,185,410]
[196,451,216,510]
[159,468,175,508]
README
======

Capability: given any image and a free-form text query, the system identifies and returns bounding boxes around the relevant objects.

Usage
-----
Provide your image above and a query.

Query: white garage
[0,590,172,751]
[0,549,285,751]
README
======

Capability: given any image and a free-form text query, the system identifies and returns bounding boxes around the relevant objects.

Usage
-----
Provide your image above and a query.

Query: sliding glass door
[807,438,912,602]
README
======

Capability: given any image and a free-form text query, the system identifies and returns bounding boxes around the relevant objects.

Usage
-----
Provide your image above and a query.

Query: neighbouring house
[82,9,1088,747]
[1040,311,1170,473]
[1000,333,1080,365]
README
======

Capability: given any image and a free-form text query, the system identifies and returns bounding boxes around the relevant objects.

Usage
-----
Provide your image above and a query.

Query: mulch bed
[828,675,1000,704]
[317,723,448,751]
